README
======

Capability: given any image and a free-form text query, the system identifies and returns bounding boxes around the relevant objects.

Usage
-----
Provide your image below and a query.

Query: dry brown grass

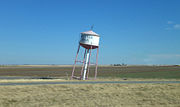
[0,78,180,83]
[0,83,180,107]
[0,79,66,83]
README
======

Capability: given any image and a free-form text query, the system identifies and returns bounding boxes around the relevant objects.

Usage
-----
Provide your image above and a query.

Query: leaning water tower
[71,28,100,80]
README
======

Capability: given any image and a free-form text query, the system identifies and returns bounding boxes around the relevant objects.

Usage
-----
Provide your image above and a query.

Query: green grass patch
[100,71,180,79]
[0,66,180,79]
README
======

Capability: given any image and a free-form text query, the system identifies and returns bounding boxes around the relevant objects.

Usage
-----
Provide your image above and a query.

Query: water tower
[71,29,100,80]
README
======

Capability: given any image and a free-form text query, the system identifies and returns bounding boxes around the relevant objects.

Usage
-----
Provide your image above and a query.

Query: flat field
[0,65,180,79]
[0,65,180,107]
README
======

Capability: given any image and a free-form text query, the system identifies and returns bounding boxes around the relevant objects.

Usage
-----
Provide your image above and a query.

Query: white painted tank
[79,30,100,49]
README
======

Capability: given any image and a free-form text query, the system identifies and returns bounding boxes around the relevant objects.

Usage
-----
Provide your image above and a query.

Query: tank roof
[81,30,99,36]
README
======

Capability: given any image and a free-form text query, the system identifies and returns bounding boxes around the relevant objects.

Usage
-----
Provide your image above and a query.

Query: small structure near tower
[71,28,100,80]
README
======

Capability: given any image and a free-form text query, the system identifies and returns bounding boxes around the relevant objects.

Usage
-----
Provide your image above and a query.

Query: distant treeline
[111,63,127,66]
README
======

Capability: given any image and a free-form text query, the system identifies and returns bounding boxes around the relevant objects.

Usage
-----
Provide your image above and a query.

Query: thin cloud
[166,21,180,30]
[174,24,180,29]
[149,54,180,58]
[167,21,173,24]
[165,27,172,30]
[144,54,180,65]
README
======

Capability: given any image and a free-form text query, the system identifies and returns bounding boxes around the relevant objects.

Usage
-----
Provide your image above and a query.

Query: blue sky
[0,0,180,65]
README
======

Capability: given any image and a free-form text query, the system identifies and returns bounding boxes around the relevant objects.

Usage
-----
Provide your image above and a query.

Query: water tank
[79,30,100,49]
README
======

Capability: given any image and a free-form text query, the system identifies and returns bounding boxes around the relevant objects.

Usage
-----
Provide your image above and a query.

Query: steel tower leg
[87,46,92,79]
[95,47,99,80]
[80,49,87,80]
[83,49,90,80]
[71,45,80,79]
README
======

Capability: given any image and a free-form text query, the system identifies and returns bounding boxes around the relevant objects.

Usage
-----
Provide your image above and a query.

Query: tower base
[71,44,99,80]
